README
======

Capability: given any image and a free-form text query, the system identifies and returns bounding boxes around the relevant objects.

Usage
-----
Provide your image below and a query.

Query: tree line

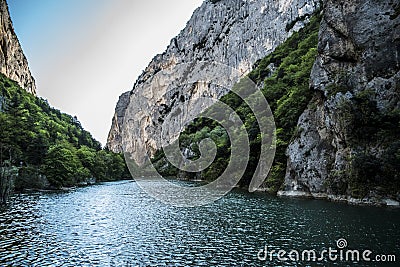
[0,73,129,204]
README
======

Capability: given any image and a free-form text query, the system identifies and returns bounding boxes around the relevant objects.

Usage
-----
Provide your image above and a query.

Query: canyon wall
[0,0,36,94]
[280,0,400,204]
[107,0,320,160]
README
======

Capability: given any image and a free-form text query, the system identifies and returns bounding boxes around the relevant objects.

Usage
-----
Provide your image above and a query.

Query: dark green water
[0,181,399,266]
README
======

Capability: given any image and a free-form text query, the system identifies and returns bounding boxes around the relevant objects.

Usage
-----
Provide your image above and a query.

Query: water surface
[0,181,399,266]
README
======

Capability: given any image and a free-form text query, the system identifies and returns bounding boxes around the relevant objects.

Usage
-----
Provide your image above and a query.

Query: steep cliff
[106,92,130,152]
[280,0,400,205]
[107,0,399,205]
[0,0,36,94]
[148,15,321,189]
[107,0,320,158]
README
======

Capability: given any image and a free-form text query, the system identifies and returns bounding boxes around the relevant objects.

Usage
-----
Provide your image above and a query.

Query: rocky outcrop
[106,92,130,152]
[107,0,320,160]
[0,0,36,94]
[280,0,400,205]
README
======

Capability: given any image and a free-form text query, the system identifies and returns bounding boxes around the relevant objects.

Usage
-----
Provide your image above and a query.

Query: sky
[8,0,204,146]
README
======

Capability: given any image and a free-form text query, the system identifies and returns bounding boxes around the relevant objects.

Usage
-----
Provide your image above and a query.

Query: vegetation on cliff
[0,73,129,197]
[336,89,400,198]
[153,14,321,191]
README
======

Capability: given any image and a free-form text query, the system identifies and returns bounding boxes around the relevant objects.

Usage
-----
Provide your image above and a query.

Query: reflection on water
[0,180,399,266]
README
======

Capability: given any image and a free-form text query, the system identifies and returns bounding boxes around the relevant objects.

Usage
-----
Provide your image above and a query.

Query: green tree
[43,143,83,188]
[77,146,97,173]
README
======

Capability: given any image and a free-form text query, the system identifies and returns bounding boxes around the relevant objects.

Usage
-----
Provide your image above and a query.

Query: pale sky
[8,0,204,146]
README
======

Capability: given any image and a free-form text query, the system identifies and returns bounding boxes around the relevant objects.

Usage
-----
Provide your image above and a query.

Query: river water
[0,180,399,266]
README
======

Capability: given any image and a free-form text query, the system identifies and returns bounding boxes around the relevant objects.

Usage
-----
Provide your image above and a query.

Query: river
[0,180,399,266]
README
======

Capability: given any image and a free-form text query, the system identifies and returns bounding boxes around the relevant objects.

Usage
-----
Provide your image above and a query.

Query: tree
[43,143,83,188]
[77,146,97,172]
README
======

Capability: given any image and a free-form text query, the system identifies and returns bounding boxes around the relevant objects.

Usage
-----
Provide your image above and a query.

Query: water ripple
[0,181,399,266]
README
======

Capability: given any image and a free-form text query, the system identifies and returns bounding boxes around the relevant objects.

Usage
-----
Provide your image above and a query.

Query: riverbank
[149,176,400,208]
[277,190,400,208]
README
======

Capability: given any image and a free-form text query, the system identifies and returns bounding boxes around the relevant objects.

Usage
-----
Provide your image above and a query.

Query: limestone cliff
[106,92,130,152]
[0,0,36,94]
[107,0,320,159]
[280,0,400,205]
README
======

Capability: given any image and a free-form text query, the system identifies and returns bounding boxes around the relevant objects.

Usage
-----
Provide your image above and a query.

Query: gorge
[0,0,399,265]
[108,0,400,206]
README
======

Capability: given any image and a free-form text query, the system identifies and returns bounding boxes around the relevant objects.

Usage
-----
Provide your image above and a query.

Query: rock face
[281,0,400,202]
[0,0,36,94]
[106,92,130,153]
[107,0,320,159]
